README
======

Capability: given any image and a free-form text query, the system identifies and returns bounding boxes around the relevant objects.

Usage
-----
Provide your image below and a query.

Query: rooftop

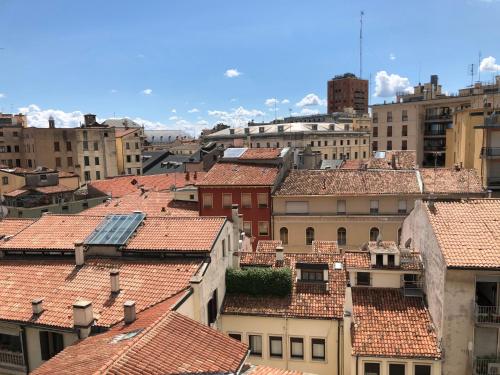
[115,128,141,138]
[351,288,441,359]
[197,162,279,186]
[256,240,282,252]
[0,218,35,238]
[223,253,345,319]
[419,168,484,195]
[245,366,303,375]
[424,199,500,269]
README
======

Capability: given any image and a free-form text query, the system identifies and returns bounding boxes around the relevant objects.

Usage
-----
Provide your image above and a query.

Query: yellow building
[115,128,143,175]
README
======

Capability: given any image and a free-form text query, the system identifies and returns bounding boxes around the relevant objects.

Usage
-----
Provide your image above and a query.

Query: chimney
[84,114,96,127]
[276,245,284,262]
[75,241,85,266]
[32,298,44,315]
[48,116,55,129]
[110,270,120,293]
[123,300,136,324]
[73,300,94,339]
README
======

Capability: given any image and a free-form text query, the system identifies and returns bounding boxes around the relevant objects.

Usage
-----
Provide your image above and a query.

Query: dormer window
[296,263,328,282]
[244,128,250,135]
[311,124,318,131]
[301,269,324,281]
[278,125,284,133]
[259,127,265,133]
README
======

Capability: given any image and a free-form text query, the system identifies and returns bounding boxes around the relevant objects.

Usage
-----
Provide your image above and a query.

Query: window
[135,142,139,149]
[126,142,130,150]
[241,193,252,208]
[202,193,213,208]
[347,140,350,146]
[104,132,108,137]
[84,171,91,181]
[311,338,325,360]
[269,336,283,358]
[388,254,395,267]
[12,131,18,137]
[14,145,19,152]
[357,272,371,287]
[370,200,379,214]
[258,221,269,236]
[249,335,262,356]
[305,227,314,245]
[54,142,60,151]
[337,227,347,246]
[257,193,268,208]
[372,141,378,151]
[40,174,47,181]
[83,141,88,150]
[94,157,100,166]
[189,194,194,200]
[243,221,252,236]
[340,140,343,146]
[402,125,408,137]
[387,140,393,150]
[127,168,132,174]
[39,331,64,361]
[207,289,218,325]
[414,365,431,375]
[95,171,101,180]
[301,269,324,281]
[28,159,32,168]
[402,110,408,121]
[222,193,232,208]
[256,143,260,148]
[67,157,73,167]
[285,201,308,214]
[398,200,407,214]
[84,156,90,166]
[376,254,383,267]
[337,200,346,214]
[387,112,393,122]
[15,159,20,167]
[0,333,21,353]
[280,227,288,244]
[370,227,380,241]
[389,364,405,375]
[55,157,61,167]
[2,176,8,185]
[126,155,132,163]
[324,141,328,146]
[229,333,241,341]
[387,126,392,137]
[372,112,378,123]
[66,141,72,151]
[290,337,304,359]
[402,140,408,150]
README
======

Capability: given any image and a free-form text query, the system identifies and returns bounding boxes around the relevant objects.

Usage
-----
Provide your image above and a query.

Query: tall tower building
[327,73,369,114]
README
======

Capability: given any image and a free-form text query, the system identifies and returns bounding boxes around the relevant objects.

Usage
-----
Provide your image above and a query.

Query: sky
[0,0,499,135]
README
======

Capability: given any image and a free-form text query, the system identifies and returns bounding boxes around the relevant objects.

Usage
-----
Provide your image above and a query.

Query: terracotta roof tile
[256,240,282,252]
[419,168,484,194]
[33,184,74,194]
[80,191,198,217]
[351,288,441,359]
[224,253,345,319]
[0,219,35,237]
[344,251,422,271]
[115,128,139,138]
[197,163,279,186]
[312,240,339,254]
[0,257,200,329]
[425,199,500,269]
[276,169,421,196]
[33,305,248,375]
[240,148,283,160]
[3,189,28,197]
[246,366,302,374]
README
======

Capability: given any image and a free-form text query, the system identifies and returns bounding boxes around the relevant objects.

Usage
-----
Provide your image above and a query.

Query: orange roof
[3,189,28,197]
[80,191,198,217]
[89,173,204,198]
[126,216,226,253]
[246,366,302,375]
[0,219,35,237]
[351,288,441,359]
[34,184,74,194]
[197,163,279,186]
[312,240,339,254]
[0,257,201,329]
[256,240,282,252]
[344,251,422,271]
[240,148,283,160]
[224,253,345,319]
[419,168,484,194]
[115,128,139,138]
[33,305,248,375]
[425,199,500,269]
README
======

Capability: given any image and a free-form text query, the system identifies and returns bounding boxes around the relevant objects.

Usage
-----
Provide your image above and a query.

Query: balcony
[474,356,500,375]
[424,129,446,137]
[0,349,26,373]
[475,305,500,325]
[481,147,500,158]
[425,114,452,122]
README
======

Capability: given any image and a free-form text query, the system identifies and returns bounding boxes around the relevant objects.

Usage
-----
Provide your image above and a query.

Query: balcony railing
[0,349,25,369]
[474,356,500,375]
[475,305,500,325]
[424,129,446,136]
[481,147,500,158]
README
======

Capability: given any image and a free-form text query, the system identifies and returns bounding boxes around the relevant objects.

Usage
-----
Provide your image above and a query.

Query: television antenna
[359,11,364,78]
[468,63,476,87]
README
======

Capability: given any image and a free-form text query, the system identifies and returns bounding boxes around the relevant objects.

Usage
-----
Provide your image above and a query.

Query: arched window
[306,227,315,245]
[280,227,289,245]
[337,227,347,246]
[369,227,380,242]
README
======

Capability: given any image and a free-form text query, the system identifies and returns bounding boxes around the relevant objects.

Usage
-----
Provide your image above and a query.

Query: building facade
[115,128,143,175]
[327,73,369,114]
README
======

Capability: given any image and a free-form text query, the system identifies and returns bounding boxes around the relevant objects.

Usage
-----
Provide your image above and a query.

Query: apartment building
[327,73,369,114]
[115,128,143,175]
[0,113,27,168]
[402,199,500,375]
[197,148,292,249]
[204,122,371,166]
[272,167,485,251]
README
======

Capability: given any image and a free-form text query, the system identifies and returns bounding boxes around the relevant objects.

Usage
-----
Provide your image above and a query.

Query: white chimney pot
[32,298,44,315]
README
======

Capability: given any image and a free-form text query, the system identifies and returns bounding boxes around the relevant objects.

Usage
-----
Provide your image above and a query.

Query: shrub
[226,267,292,297]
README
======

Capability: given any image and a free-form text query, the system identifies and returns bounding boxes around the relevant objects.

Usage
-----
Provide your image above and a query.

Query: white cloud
[188,108,199,113]
[281,99,290,104]
[208,106,265,127]
[480,56,500,72]
[230,98,238,102]
[373,71,413,97]
[265,98,279,107]
[169,116,179,121]
[18,104,85,128]
[197,120,209,126]
[299,108,320,115]
[295,93,326,107]
[389,53,396,61]
[171,109,177,113]
[141,88,153,95]
[224,69,242,78]
[0,93,5,99]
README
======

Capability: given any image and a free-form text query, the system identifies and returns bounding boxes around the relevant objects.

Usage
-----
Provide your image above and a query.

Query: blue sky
[0,0,499,134]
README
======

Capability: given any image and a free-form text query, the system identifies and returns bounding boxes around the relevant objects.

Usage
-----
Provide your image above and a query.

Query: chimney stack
[276,245,284,262]
[75,241,85,266]
[84,114,96,127]
[110,270,120,293]
[48,116,55,129]
[32,298,44,315]
[123,300,136,324]
[73,300,94,339]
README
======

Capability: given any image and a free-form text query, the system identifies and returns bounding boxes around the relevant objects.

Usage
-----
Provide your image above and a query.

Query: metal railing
[0,349,25,368]
[475,305,500,325]
[474,357,500,375]
[481,147,500,157]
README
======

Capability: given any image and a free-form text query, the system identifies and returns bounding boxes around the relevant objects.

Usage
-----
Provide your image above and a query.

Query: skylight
[84,212,145,246]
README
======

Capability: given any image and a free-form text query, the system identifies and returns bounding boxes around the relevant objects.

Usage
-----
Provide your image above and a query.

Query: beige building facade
[115,128,143,175]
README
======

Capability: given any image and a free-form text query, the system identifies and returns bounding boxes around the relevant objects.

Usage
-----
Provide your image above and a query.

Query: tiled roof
[340,151,417,171]
[425,199,500,269]
[351,288,441,359]
[344,251,422,271]
[33,184,74,194]
[256,240,282,252]
[0,257,201,329]
[197,163,279,186]
[89,173,204,197]
[33,304,248,375]
[3,189,28,197]
[80,191,198,217]
[223,253,345,319]
[312,240,339,254]
[0,215,103,251]
[246,366,303,375]
[240,148,283,160]
[0,219,35,237]
[419,168,484,194]
[126,216,226,253]
[275,169,421,196]
[115,128,139,138]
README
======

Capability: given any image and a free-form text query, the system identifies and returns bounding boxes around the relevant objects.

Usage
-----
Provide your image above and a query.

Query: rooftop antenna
[468,63,476,87]
[418,62,421,85]
[359,11,364,78]
[478,51,482,82]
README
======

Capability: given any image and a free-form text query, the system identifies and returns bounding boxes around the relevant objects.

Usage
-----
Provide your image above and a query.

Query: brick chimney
[74,241,85,266]
[73,300,94,339]
[124,301,136,324]
[110,270,120,294]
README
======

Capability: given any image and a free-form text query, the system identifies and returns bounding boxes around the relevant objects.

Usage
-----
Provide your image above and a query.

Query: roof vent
[32,298,44,315]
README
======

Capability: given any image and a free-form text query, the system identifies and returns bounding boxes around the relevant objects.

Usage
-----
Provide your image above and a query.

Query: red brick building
[327,73,368,114]
[197,148,291,250]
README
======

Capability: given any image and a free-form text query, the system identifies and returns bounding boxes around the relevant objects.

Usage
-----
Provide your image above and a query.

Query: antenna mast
[478,51,482,82]
[359,11,364,78]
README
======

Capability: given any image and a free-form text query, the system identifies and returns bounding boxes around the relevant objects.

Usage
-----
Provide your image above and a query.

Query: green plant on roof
[226,267,292,297]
